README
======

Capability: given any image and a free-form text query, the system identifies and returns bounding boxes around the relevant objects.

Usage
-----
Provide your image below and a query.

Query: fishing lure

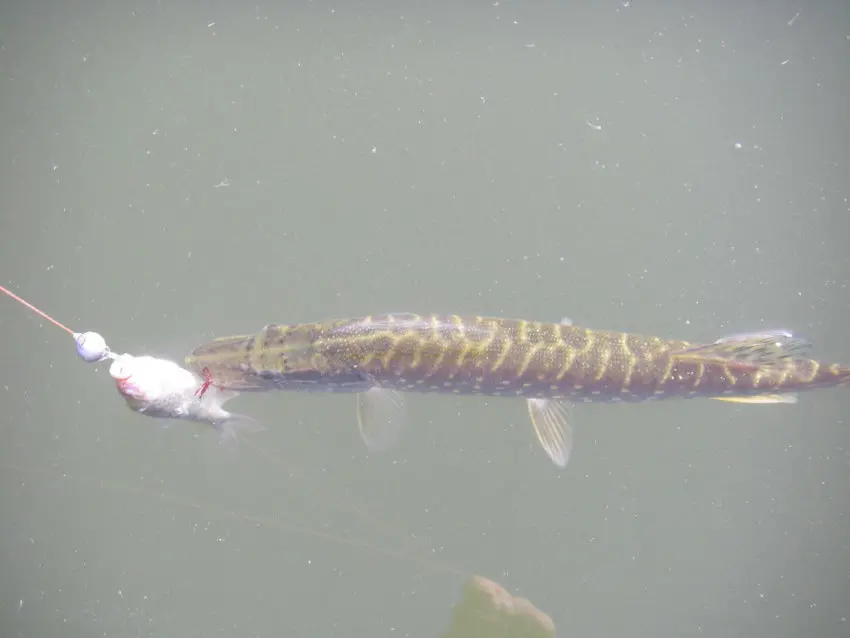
[1,284,255,440]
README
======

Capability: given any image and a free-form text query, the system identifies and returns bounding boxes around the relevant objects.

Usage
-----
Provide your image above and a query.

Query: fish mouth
[185,334,251,369]
[184,333,265,390]
[183,335,251,376]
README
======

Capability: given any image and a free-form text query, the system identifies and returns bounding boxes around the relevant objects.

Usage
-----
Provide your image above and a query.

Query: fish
[109,353,260,441]
[183,314,850,467]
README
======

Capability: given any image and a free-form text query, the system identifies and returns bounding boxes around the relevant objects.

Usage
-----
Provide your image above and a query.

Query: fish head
[109,355,263,442]
[184,333,262,390]
[109,354,197,402]
[184,324,315,392]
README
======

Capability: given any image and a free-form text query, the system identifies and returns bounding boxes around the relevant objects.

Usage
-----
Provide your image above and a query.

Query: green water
[1,1,848,636]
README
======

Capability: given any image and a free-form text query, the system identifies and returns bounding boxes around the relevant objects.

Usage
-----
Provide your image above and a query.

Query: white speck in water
[734,142,743,149]
[371,146,377,154]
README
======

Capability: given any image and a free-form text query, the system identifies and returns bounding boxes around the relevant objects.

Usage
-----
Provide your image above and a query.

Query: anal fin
[527,398,574,468]
[711,393,798,405]
[525,316,575,469]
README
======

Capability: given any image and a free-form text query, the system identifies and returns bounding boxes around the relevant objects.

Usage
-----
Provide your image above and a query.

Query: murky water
[2,2,848,636]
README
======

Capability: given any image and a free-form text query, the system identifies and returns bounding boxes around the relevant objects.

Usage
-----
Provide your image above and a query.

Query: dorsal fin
[672,331,811,367]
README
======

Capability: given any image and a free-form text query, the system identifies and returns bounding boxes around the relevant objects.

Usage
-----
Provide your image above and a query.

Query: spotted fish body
[185,314,850,467]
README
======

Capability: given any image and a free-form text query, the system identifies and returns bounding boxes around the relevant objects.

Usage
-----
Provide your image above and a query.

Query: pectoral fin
[527,398,574,468]
[356,387,407,452]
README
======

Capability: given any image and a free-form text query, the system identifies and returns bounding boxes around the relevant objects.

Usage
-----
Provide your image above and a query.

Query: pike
[184,314,850,468]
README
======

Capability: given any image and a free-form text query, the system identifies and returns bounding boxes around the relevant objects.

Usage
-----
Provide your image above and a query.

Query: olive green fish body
[317,314,685,402]
[187,314,850,401]
[185,314,850,468]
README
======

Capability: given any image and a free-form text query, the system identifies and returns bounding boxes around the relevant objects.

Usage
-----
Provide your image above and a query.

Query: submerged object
[442,575,555,638]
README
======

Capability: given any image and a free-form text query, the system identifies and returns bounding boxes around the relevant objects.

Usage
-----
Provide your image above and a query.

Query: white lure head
[74,331,110,362]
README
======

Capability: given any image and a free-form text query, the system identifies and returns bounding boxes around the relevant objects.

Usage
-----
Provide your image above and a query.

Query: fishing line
[0,283,74,335]
[0,460,466,577]
[1,283,112,362]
